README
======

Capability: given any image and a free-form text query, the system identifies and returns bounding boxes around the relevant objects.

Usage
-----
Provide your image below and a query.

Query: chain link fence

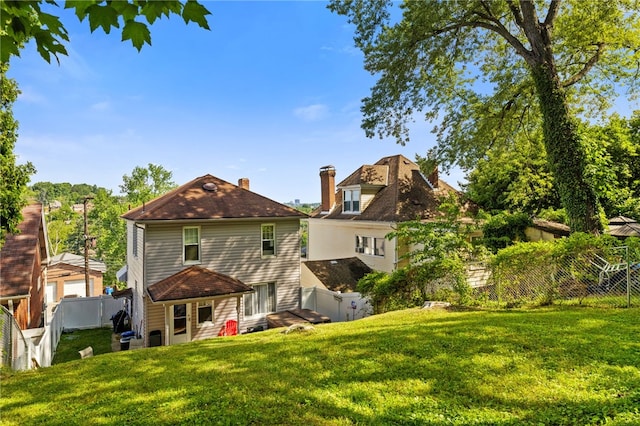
[1,305,30,371]
[472,246,640,308]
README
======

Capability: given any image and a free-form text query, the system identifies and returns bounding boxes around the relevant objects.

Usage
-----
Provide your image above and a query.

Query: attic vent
[202,182,218,192]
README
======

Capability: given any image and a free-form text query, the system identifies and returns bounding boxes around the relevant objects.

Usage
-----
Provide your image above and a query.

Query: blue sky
[9,1,456,204]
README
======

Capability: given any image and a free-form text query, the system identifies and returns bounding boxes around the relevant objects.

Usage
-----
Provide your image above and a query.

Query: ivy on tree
[330,0,640,233]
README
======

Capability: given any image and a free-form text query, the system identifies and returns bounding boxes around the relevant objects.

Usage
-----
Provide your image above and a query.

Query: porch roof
[147,266,254,303]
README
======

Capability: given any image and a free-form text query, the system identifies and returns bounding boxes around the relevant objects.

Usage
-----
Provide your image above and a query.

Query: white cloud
[91,101,111,111]
[293,104,329,122]
[320,44,359,56]
[16,86,47,105]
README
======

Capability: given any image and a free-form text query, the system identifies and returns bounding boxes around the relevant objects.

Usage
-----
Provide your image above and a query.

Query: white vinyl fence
[301,287,372,323]
[1,295,125,371]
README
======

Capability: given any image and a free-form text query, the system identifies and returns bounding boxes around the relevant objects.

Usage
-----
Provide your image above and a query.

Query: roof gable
[122,174,306,221]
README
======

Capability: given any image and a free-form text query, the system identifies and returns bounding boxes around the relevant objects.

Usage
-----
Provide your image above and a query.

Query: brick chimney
[427,165,439,189]
[238,178,250,190]
[319,165,336,212]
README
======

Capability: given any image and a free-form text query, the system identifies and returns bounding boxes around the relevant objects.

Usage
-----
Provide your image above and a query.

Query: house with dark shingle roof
[0,204,49,330]
[307,155,470,272]
[121,174,307,346]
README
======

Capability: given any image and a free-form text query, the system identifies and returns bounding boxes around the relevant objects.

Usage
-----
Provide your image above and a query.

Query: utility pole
[83,196,94,298]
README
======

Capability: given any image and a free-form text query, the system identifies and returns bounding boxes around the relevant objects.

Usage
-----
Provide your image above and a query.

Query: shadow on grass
[52,327,114,365]
[3,308,640,425]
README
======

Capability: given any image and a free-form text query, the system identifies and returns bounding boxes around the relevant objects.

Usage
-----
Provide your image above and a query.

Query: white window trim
[196,300,214,328]
[244,282,277,318]
[355,235,385,257]
[261,223,276,258]
[342,188,361,214]
[183,226,201,265]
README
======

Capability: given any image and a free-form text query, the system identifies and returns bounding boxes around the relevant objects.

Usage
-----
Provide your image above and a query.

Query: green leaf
[0,35,21,64]
[33,29,69,64]
[182,0,211,30]
[64,0,98,22]
[141,1,182,24]
[86,4,120,34]
[109,1,140,22]
[121,20,151,51]
[38,13,69,42]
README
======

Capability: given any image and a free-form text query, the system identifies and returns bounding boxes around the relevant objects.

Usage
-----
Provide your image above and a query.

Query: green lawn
[51,327,114,364]
[2,306,639,425]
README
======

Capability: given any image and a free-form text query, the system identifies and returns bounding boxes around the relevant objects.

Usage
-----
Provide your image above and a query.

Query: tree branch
[506,0,525,28]
[544,0,561,27]
[562,43,605,87]
[432,14,531,61]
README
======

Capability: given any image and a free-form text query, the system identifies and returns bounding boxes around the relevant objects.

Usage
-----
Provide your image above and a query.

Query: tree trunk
[531,64,603,234]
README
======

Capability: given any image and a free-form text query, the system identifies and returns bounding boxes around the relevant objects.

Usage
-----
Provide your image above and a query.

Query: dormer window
[343,188,360,213]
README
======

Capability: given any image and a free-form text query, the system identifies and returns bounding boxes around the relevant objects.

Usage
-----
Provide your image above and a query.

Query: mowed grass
[1,306,639,425]
[51,327,113,365]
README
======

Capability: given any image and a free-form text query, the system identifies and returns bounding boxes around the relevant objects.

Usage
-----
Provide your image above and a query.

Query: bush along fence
[359,233,640,312]
[481,239,639,308]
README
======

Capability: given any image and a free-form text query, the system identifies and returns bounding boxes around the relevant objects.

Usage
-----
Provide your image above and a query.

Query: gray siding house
[122,174,306,346]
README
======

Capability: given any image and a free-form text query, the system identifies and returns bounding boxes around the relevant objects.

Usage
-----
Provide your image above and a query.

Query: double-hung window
[261,224,276,257]
[183,226,201,264]
[244,282,276,317]
[355,235,385,257]
[197,301,213,327]
[343,189,360,213]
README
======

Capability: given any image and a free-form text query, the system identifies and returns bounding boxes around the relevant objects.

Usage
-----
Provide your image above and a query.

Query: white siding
[307,218,398,273]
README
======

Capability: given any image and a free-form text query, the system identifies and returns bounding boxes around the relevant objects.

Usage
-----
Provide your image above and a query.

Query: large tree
[330,0,640,233]
[0,64,35,243]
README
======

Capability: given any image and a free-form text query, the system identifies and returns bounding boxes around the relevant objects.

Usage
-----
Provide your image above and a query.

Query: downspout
[236,296,241,332]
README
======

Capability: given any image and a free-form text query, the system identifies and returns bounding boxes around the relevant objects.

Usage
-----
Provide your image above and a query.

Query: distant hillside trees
[33,164,176,288]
